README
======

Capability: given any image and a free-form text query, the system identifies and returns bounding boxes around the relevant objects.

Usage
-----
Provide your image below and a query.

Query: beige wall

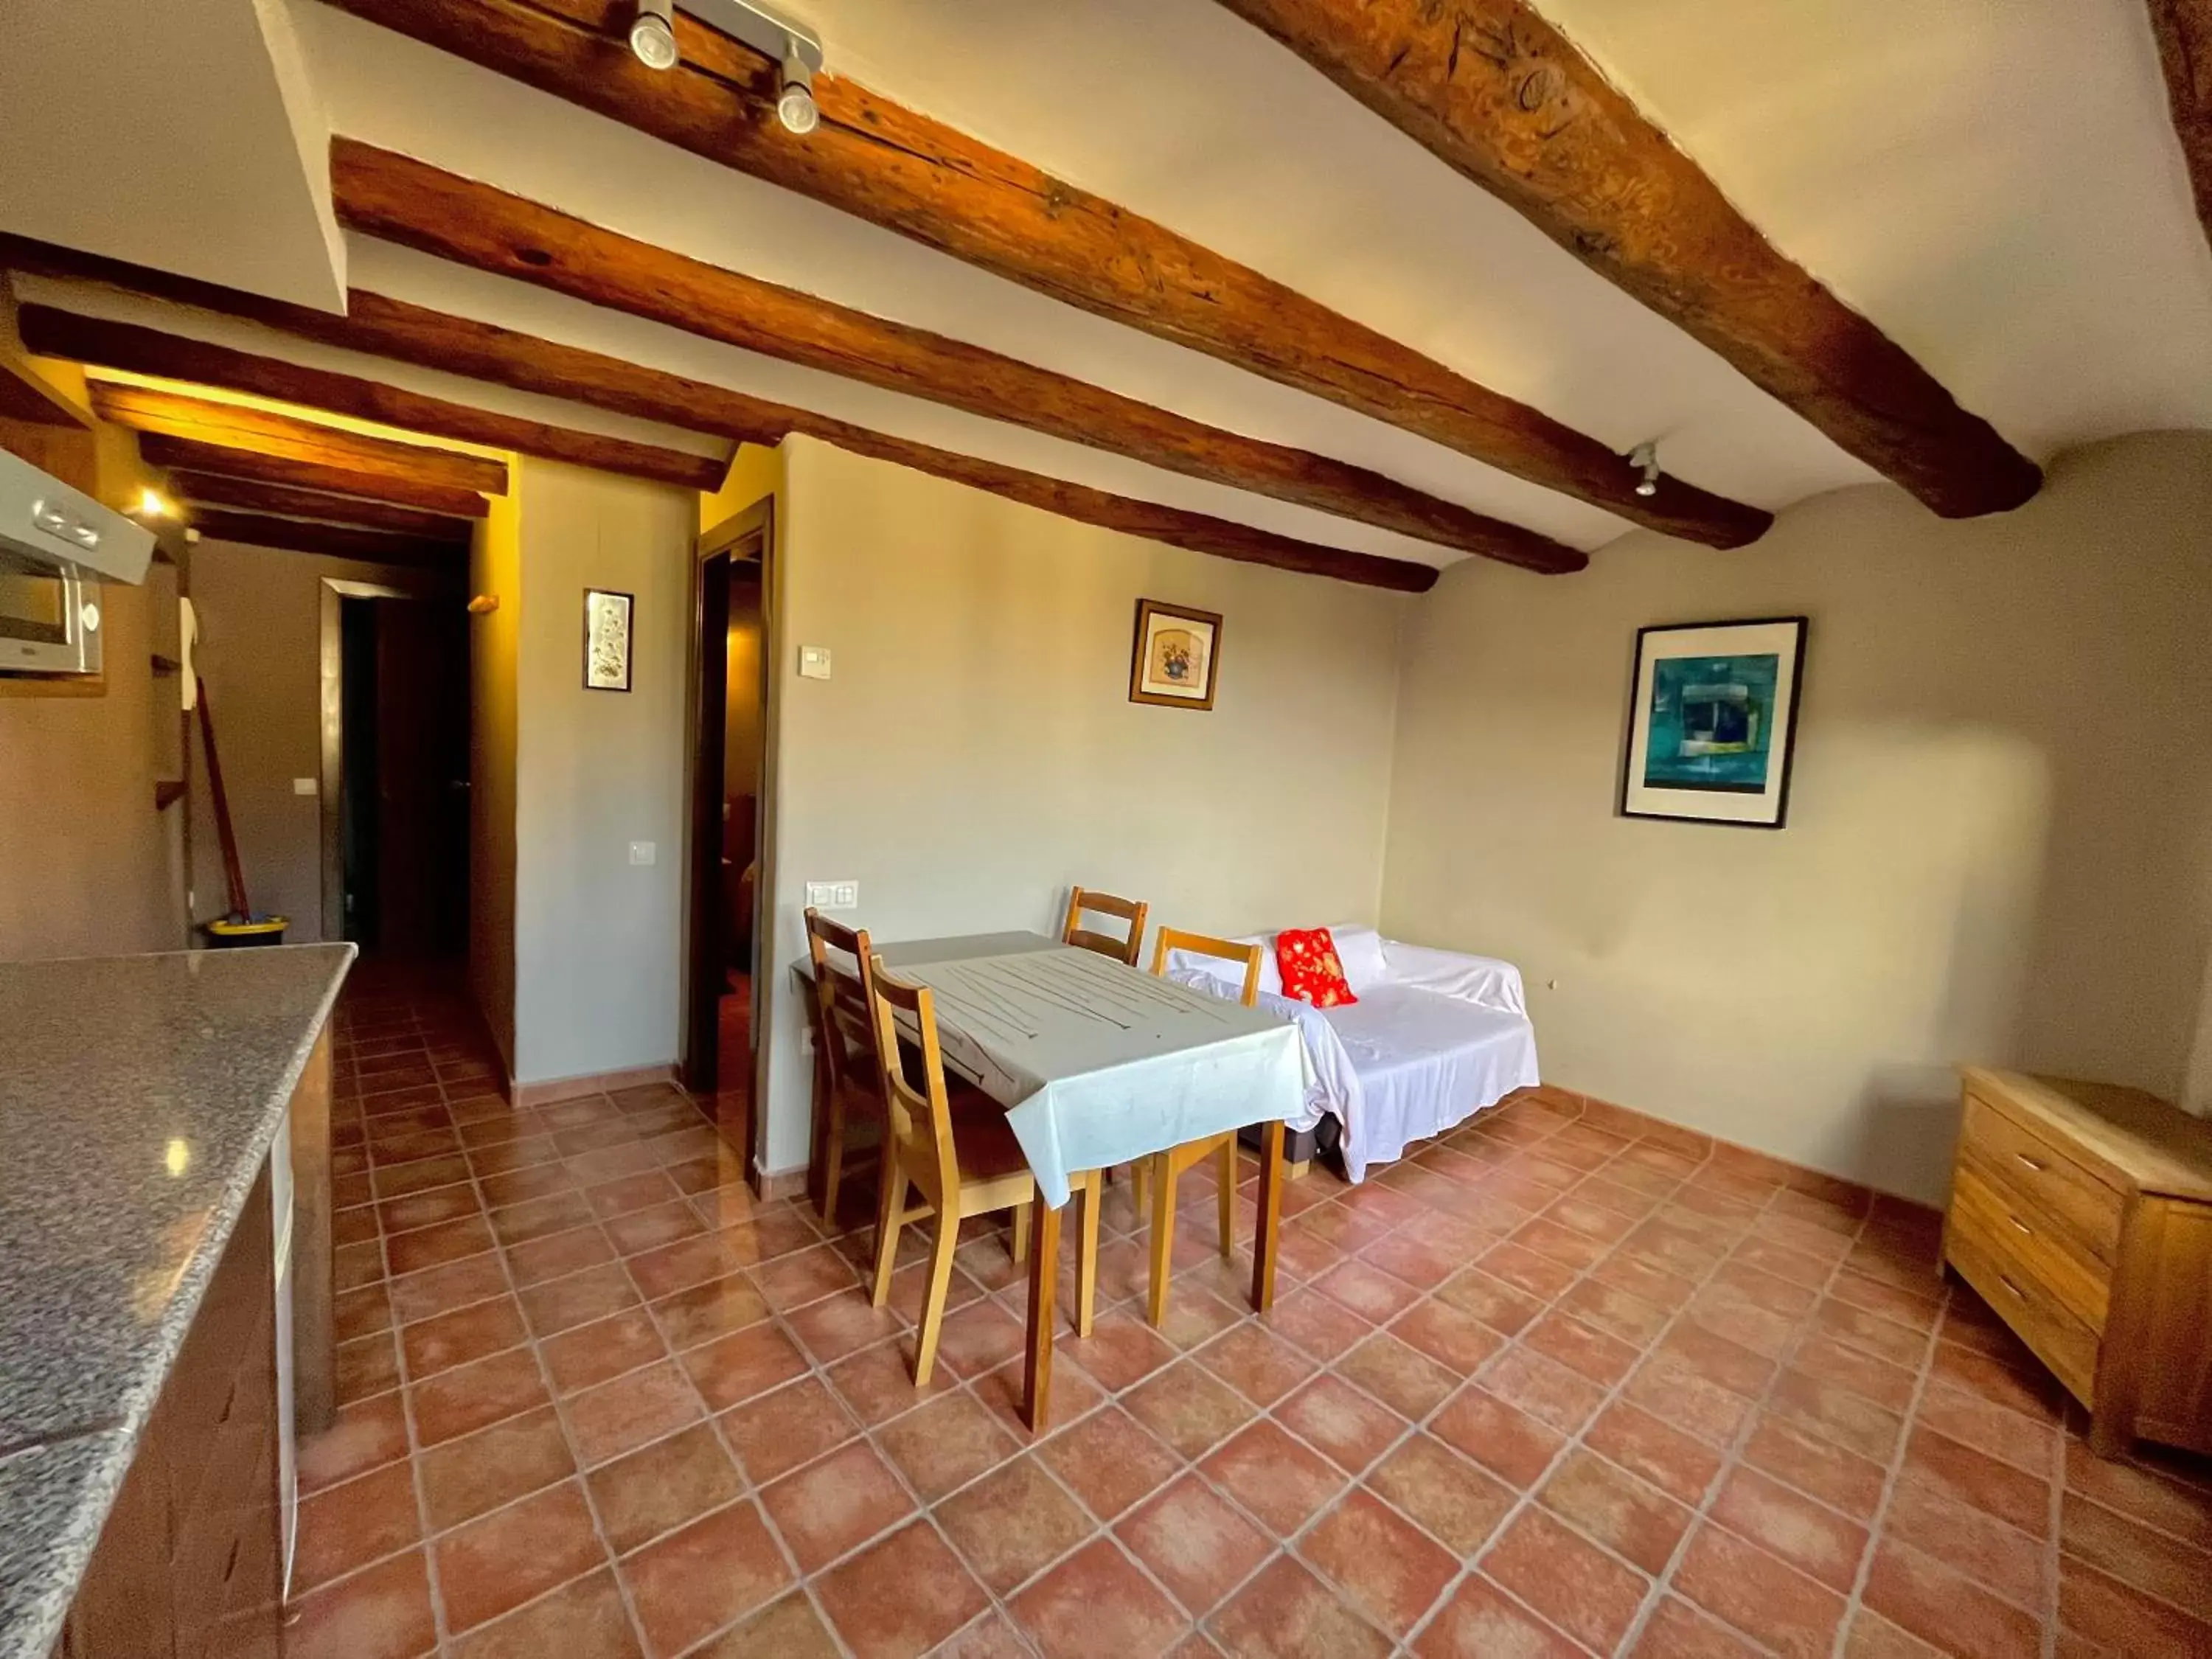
[187,538,459,945]
[751,436,1410,1174]
[0,417,178,961]
[1382,432,2212,1203]
[509,458,695,1086]
[470,487,522,1073]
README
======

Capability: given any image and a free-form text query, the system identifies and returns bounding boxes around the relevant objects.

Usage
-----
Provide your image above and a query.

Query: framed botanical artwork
[1620,616,1808,828]
[1129,599,1222,711]
[583,588,634,692]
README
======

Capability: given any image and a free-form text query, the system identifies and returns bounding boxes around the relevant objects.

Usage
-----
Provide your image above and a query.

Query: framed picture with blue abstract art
[1129,598,1222,711]
[1620,616,1807,827]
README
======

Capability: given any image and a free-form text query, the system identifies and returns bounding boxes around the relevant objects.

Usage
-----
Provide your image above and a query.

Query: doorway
[321,580,470,959]
[685,500,773,1165]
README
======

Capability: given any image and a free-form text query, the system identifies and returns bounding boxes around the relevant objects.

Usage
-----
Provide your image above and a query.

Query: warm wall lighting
[467,594,501,615]
[133,487,174,518]
[164,1138,191,1178]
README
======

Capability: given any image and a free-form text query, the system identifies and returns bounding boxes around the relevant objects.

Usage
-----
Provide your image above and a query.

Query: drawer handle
[1998,1275,2026,1301]
[2008,1216,2033,1237]
[2014,1153,2045,1174]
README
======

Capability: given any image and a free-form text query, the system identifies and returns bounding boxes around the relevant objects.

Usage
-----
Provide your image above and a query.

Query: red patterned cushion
[1276,927,1358,1009]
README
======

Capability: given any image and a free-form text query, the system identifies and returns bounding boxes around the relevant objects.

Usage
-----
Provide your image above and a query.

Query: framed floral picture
[1619,616,1808,827]
[584,588,633,692]
[1129,599,1222,710]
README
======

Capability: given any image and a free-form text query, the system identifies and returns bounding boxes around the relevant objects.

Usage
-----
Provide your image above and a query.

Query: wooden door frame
[316,577,411,942]
[684,496,775,1180]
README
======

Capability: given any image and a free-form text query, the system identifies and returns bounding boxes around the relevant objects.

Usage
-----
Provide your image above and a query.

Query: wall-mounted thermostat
[798,644,832,680]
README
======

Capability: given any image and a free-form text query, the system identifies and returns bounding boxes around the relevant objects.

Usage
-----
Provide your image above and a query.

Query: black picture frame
[1618,616,1809,829]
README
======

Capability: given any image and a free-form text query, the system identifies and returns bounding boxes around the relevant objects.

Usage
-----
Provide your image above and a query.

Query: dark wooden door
[375,596,470,958]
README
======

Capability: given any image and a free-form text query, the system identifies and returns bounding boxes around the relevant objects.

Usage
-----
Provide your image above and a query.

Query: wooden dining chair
[804,908,886,1227]
[1136,928,1265,1327]
[1062,887,1149,968]
[866,964,1040,1385]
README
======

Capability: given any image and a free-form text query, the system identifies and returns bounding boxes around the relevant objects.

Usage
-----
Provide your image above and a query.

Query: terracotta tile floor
[288,969,2212,1658]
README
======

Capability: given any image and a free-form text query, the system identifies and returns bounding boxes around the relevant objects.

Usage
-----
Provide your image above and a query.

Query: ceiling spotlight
[1629,442,1660,499]
[776,49,818,133]
[630,0,679,70]
[133,487,174,519]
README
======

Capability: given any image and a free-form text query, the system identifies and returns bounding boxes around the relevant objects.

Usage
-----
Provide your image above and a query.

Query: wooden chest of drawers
[1944,1068,2212,1456]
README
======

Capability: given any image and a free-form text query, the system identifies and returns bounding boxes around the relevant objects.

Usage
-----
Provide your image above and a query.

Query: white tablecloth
[879,936,1308,1208]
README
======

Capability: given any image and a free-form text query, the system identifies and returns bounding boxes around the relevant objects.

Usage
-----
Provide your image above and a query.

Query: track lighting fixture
[629,0,825,136]
[776,47,818,134]
[1630,441,1660,498]
[629,0,678,70]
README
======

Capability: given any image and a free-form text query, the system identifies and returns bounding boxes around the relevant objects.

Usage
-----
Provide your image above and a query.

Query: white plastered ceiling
[10,0,2212,565]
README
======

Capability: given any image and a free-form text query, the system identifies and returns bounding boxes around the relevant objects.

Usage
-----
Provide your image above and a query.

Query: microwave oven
[0,445,156,675]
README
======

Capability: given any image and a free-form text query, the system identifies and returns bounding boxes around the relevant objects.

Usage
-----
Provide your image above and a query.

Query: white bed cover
[1167,927,1540,1181]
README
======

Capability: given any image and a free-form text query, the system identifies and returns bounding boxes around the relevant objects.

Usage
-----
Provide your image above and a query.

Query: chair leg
[1145,1151,1179,1329]
[1010,1197,1033,1265]
[1075,1170,1100,1338]
[912,1209,961,1387]
[869,1153,905,1309]
[1131,1160,1149,1217]
[819,1092,848,1226]
[1215,1137,1237,1259]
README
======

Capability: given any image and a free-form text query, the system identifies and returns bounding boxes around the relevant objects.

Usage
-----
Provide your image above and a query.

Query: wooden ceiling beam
[136,436,490,518]
[93,382,504,495]
[2149,2,2212,256]
[320,0,1770,548]
[1210,0,2041,519]
[165,470,473,540]
[22,305,723,492]
[16,283,1473,588]
[327,143,1569,571]
[187,507,465,568]
[91,382,509,495]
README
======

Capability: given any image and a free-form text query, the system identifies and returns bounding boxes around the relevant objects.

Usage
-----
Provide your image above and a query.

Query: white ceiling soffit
[0,0,346,310]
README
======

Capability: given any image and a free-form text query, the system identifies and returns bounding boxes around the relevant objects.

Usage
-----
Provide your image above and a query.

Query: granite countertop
[0,943,354,1658]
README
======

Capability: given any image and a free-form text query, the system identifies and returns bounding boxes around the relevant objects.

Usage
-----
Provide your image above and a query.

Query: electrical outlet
[629,841,657,866]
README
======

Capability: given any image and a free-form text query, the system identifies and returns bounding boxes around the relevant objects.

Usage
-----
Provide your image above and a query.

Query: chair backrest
[1151,927,1264,1008]
[864,964,961,1202]
[804,907,877,1097]
[1062,886,1149,967]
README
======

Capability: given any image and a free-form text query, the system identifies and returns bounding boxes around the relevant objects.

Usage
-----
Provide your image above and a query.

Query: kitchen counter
[0,943,353,1658]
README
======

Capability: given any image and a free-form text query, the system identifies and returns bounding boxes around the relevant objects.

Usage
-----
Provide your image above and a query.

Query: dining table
[799,929,1310,1430]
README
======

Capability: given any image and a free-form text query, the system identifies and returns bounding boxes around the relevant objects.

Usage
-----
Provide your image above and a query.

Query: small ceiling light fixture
[133,486,174,519]
[630,0,825,134]
[776,46,818,133]
[1629,441,1661,499]
[629,0,679,69]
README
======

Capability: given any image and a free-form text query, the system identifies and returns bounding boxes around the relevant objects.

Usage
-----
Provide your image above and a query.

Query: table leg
[1074,1170,1100,1338]
[1251,1119,1284,1313]
[1022,1197,1062,1431]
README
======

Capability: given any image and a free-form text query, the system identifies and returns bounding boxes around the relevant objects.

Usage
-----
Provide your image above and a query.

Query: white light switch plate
[805,880,860,911]
[292,777,318,796]
[798,644,832,680]
[629,841,657,866]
